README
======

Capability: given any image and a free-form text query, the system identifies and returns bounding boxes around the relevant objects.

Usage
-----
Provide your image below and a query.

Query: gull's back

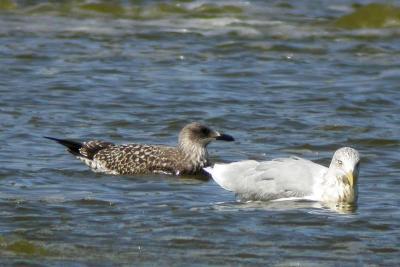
[94,144,184,175]
[206,157,328,201]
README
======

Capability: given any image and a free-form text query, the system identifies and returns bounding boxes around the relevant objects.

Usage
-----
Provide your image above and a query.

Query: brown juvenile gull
[45,122,234,176]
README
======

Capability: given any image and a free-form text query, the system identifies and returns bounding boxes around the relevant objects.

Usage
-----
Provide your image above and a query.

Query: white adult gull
[204,147,360,204]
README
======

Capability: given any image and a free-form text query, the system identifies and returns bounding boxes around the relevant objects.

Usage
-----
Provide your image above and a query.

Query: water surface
[1,1,400,266]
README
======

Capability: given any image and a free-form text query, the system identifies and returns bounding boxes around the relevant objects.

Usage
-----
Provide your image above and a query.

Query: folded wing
[205,157,327,200]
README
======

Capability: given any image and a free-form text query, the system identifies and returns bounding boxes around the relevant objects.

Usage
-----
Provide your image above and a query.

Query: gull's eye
[201,127,210,136]
[337,160,343,166]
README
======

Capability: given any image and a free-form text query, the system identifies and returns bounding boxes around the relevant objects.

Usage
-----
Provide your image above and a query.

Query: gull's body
[204,147,360,204]
[45,122,234,176]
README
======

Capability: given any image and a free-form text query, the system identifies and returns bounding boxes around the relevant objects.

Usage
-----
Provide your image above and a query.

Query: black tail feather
[44,136,83,157]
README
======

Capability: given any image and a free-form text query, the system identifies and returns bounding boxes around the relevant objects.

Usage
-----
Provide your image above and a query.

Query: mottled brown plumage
[45,122,234,176]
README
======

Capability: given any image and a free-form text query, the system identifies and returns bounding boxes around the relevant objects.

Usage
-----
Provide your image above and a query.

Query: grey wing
[251,157,327,199]
[210,158,327,200]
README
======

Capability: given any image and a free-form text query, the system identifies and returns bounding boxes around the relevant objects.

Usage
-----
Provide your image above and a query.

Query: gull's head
[178,122,234,148]
[328,147,360,203]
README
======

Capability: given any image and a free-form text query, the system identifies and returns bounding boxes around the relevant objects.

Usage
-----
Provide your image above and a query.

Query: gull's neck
[314,168,357,204]
[178,140,209,170]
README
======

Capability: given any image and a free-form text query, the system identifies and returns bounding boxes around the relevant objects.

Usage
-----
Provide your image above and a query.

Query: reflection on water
[325,203,358,214]
[1,0,400,265]
[214,199,358,215]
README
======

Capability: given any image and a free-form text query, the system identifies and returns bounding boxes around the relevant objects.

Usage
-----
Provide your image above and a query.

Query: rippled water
[1,0,400,265]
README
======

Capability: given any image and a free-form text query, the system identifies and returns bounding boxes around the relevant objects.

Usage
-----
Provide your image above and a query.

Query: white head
[327,147,360,203]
